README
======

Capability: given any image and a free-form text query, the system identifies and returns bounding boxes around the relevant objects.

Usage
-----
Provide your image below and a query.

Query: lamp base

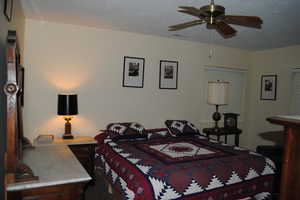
[62,134,74,139]
[212,105,221,132]
[62,118,74,139]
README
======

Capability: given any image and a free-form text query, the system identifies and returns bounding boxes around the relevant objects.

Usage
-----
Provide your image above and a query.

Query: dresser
[34,136,97,181]
[7,145,91,200]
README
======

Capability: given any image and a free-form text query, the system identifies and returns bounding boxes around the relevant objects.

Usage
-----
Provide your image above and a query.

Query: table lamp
[57,94,78,139]
[207,81,229,131]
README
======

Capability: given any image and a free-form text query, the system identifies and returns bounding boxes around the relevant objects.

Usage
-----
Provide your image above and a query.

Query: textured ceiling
[21,0,300,51]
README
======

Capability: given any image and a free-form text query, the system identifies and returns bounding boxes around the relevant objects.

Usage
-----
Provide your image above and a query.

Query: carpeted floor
[85,171,115,200]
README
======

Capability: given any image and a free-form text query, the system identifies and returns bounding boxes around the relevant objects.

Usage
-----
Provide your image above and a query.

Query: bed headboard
[4,30,38,184]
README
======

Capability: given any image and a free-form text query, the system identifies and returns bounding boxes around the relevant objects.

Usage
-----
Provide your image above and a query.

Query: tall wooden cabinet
[267,116,300,200]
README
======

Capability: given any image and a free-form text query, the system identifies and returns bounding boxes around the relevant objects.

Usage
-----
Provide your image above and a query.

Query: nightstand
[34,136,97,181]
[202,127,242,146]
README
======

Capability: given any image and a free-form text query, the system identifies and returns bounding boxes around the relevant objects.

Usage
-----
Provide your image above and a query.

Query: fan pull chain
[209,30,213,59]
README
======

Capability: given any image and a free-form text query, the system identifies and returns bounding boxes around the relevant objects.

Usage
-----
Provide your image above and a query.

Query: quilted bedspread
[95,135,275,200]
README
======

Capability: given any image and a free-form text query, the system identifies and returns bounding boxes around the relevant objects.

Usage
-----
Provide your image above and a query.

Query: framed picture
[4,0,13,22]
[123,56,145,88]
[159,60,178,89]
[261,75,277,100]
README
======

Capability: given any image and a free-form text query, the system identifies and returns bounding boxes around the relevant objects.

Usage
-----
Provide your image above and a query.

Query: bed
[94,121,275,200]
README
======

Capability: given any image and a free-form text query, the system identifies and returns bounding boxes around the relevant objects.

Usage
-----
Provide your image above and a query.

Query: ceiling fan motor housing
[200,4,225,24]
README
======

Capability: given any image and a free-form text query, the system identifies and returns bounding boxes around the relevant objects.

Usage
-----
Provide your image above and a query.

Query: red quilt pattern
[95,136,274,200]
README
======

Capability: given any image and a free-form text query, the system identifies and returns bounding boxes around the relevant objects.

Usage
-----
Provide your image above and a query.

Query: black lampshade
[57,94,78,116]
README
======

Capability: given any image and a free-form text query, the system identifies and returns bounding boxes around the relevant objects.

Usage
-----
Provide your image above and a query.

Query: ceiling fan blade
[178,6,208,17]
[178,10,201,18]
[223,15,263,28]
[178,6,200,12]
[215,22,236,38]
[169,20,204,31]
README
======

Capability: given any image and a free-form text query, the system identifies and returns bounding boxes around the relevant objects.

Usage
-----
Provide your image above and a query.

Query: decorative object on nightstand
[223,113,239,129]
[207,81,229,132]
[36,134,54,143]
[57,94,78,139]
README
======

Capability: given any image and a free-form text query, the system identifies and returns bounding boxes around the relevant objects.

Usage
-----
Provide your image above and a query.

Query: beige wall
[23,19,300,150]
[244,45,300,150]
[23,19,251,142]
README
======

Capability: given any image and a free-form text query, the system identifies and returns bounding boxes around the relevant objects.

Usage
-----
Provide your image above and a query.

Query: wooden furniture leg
[235,134,239,146]
[279,127,300,200]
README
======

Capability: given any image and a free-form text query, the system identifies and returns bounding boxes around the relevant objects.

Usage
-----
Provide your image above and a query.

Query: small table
[202,127,242,146]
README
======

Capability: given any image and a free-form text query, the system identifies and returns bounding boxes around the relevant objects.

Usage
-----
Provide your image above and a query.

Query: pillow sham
[106,122,145,139]
[145,128,171,140]
[165,120,200,137]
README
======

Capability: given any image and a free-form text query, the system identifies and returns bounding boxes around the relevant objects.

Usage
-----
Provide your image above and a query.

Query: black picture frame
[122,56,145,88]
[159,60,178,89]
[260,75,277,100]
[4,0,13,22]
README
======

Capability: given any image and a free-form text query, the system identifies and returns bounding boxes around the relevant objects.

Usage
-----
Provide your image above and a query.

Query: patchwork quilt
[95,134,275,200]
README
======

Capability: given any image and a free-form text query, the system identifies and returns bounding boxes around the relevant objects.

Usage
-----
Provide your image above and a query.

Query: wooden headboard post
[4,30,38,184]
[5,31,19,177]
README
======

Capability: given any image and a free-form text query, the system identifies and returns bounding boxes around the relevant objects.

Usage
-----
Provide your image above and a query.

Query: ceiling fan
[169,0,263,38]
